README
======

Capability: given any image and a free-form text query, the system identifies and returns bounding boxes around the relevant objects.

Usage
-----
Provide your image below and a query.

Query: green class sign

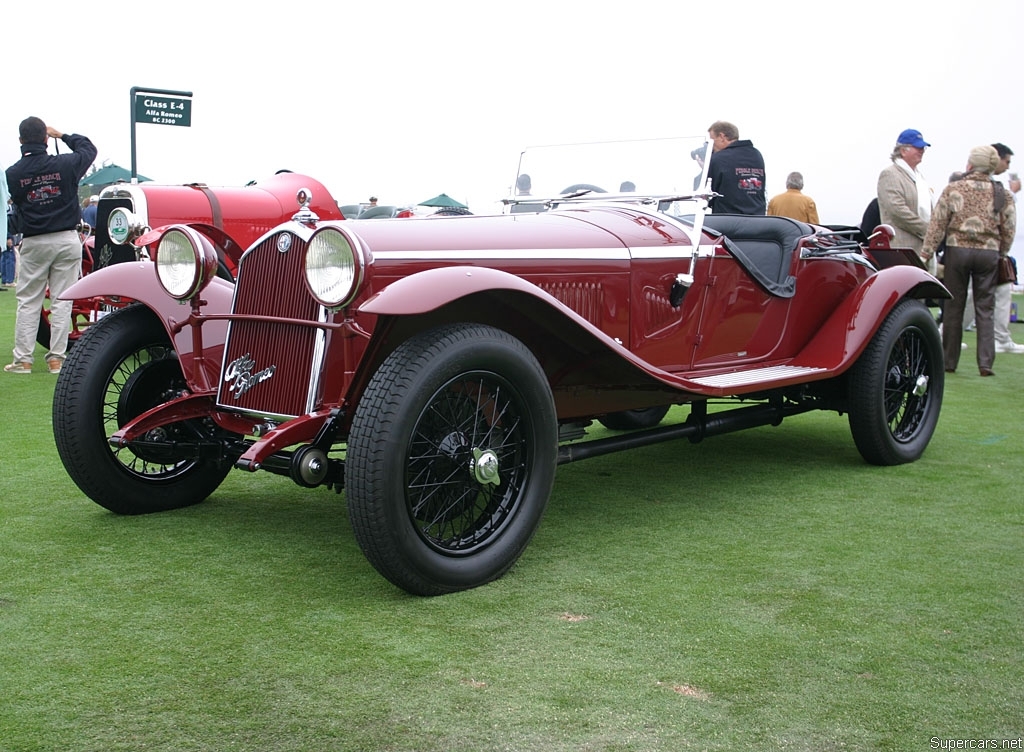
[134,94,192,127]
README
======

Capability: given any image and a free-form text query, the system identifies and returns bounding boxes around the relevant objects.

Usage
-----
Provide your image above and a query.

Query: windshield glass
[506,136,711,215]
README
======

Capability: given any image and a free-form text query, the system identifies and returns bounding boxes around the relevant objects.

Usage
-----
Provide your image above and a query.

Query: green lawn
[1,289,1023,751]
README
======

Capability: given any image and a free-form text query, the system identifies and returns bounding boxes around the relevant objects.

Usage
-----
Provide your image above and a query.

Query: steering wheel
[560,183,607,195]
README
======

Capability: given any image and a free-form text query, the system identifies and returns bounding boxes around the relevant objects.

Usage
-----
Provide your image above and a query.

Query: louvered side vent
[643,286,679,335]
[539,281,603,326]
[216,232,324,418]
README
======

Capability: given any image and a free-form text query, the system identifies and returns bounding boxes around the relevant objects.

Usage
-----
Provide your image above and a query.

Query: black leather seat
[701,214,813,298]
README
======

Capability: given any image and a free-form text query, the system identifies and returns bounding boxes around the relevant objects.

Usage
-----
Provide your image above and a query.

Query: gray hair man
[767,171,819,224]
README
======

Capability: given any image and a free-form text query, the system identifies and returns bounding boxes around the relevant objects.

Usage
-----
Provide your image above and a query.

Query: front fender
[61,261,234,387]
[359,265,553,316]
[794,265,948,370]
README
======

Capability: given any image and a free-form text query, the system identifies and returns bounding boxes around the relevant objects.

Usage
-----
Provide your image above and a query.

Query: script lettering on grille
[223,354,276,399]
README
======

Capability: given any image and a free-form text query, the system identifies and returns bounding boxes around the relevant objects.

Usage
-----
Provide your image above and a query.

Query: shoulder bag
[997,255,1016,285]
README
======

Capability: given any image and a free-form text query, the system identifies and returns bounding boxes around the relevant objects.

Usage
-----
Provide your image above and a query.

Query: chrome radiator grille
[216,232,324,418]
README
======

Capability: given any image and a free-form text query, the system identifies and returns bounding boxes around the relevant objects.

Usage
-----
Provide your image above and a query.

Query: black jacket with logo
[5,133,97,237]
[707,139,767,215]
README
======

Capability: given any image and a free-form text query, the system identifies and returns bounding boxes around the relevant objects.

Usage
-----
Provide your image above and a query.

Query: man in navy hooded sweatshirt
[5,116,96,374]
[706,120,766,215]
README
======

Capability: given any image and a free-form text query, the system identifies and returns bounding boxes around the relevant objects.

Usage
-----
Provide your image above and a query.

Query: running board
[689,365,826,389]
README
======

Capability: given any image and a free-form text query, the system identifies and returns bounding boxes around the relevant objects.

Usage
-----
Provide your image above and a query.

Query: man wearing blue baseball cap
[877,128,935,274]
[897,128,930,149]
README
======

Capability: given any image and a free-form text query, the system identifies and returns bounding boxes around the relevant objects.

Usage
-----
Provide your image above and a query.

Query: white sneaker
[995,342,1024,353]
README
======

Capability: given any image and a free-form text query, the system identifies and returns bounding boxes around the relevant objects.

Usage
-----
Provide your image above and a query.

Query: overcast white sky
[5,0,1022,246]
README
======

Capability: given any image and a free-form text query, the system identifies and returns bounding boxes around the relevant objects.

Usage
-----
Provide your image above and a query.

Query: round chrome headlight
[107,207,147,245]
[155,226,219,300]
[304,227,363,307]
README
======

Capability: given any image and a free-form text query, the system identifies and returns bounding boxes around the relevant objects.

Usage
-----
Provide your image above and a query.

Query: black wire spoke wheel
[882,327,931,442]
[53,304,233,514]
[107,346,195,478]
[848,299,944,466]
[347,323,557,595]
[407,372,529,554]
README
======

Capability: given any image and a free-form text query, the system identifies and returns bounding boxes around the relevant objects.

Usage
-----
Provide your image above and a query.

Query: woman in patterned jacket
[921,145,1017,376]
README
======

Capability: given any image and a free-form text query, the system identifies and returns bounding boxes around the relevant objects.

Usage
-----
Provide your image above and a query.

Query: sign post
[129,86,193,182]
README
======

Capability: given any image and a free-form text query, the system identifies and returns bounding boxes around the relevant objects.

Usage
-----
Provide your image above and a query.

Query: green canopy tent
[79,164,152,189]
[418,193,467,209]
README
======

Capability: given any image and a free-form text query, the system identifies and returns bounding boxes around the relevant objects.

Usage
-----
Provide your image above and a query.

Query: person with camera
[4,116,96,374]
[706,121,766,215]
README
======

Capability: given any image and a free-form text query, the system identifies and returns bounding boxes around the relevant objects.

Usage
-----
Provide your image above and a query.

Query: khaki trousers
[993,282,1015,346]
[12,230,81,364]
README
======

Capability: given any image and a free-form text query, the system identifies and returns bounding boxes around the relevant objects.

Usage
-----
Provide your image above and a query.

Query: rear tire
[847,299,943,465]
[598,405,671,431]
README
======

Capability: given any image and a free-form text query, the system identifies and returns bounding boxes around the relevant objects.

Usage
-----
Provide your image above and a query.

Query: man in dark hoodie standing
[706,120,766,215]
[4,116,96,374]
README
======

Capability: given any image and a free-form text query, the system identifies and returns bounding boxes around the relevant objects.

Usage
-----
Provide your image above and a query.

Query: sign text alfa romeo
[134,94,192,127]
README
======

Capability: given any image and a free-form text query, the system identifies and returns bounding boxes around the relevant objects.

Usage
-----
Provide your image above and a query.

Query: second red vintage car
[53,138,949,595]
[39,171,343,347]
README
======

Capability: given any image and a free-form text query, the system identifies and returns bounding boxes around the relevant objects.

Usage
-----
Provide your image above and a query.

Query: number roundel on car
[303,226,364,308]
[107,207,145,246]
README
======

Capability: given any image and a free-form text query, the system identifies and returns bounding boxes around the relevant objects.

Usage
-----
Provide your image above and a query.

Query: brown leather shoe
[979,368,995,377]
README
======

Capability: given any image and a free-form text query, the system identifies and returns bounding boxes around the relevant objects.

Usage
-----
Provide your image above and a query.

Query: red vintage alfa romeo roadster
[53,138,949,595]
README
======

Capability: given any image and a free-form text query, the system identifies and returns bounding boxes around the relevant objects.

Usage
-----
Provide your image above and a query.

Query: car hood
[332,207,697,259]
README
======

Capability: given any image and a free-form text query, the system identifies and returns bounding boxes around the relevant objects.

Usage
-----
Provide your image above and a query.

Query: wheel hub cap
[471,448,501,487]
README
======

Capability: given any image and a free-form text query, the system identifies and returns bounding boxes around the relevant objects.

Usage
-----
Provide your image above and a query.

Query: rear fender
[60,261,234,388]
[794,265,948,370]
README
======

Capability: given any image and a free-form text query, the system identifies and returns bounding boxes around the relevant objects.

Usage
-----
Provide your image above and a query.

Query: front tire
[847,299,944,465]
[346,324,558,595]
[53,304,233,514]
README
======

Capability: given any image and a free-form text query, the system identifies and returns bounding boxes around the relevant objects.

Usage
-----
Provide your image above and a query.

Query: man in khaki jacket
[877,128,935,274]
[767,172,819,224]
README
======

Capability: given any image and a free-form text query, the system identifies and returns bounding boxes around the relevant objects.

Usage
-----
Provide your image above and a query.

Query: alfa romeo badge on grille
[276,233,292,253]
[223,353,276,399]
